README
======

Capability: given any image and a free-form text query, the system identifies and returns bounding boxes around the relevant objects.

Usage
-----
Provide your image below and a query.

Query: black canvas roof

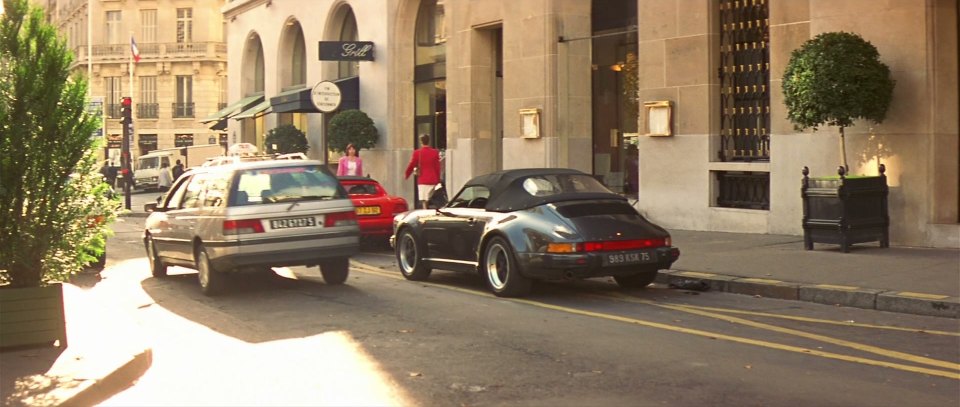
[462,168,625,212]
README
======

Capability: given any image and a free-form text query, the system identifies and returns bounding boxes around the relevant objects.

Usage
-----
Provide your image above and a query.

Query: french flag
[130,36,141,63]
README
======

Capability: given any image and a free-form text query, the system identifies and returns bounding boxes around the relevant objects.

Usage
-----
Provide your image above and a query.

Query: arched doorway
[239,32,266,146]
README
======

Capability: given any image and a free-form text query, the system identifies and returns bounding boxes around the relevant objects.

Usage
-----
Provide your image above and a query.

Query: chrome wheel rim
[398,234,417,275]
[485,243,508,290]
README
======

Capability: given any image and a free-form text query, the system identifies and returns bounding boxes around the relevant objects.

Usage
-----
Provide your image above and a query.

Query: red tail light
[579,238,667,252]
[325,210,358,227]
[393,201,409,214]
[223,219,264,234]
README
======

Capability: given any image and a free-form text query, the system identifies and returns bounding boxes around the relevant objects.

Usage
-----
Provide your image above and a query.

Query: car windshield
[231,165,343,206]
[137,157,158,170]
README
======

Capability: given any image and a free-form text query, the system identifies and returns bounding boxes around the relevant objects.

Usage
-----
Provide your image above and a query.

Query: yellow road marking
[350,262,960,380]
[814,284,861,291]
[897,292,951,300]
[601,293,959,372]
[675,272,717,278]
[739,278,783,284]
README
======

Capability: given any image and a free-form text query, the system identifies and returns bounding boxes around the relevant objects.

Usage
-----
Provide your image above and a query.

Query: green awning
[232,99,272,120]
[200,94,263,123]
[270,86,319,114]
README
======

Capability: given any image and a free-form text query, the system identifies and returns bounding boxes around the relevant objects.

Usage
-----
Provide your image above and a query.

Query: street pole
[121,97,132,210]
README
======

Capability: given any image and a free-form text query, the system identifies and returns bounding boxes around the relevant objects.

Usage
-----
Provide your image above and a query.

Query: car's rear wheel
[196,245,225,296]
[145,235,167,277]
[614,269,658,289]
[483,237,532,297]
[320,257,350,285]
[396,229,431,281]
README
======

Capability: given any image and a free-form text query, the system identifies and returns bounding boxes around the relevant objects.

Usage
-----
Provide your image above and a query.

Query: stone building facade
[41,0,228,164]
[221,0,957,248]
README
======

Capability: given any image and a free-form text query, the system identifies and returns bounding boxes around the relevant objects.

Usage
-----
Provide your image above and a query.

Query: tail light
[325,210,358,227]
[546,238,668,253]
[393,200,409,214]
[223,219,264,234]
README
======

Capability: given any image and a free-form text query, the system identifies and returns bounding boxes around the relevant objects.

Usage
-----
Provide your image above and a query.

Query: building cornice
[222,0,269,21]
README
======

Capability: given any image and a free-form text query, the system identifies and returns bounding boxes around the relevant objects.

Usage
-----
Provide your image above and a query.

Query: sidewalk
[657,229,960,319]
[1,225,956,406]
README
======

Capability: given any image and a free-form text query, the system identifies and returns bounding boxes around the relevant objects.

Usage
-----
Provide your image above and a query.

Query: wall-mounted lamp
[643,101,673,136]
[519,108,541,139]
[610,62,625,72]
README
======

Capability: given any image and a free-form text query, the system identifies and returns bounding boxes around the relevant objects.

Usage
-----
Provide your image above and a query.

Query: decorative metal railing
[172,102,195,118]
[719,0,770,162]
[106,103,121,118]
[716,171,770,210]
[137,103,159,119]
[73,42,226,64]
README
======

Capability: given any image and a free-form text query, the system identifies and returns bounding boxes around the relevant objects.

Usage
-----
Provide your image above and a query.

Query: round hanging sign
[311,81,342,113]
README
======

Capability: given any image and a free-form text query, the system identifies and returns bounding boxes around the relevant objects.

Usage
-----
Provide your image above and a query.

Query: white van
[134,144,224,190]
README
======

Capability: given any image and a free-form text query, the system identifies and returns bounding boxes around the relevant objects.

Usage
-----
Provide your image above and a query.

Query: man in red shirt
[405,134,441,209]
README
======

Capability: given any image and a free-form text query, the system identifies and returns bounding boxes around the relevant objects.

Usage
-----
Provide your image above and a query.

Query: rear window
[230,165,344,206]
[555,202,638,218]
[345,184,378,195]
[521,174,610,197]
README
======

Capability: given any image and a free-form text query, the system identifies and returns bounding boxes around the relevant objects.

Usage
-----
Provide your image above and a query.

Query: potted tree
[0,0,117,348]
[327,109,379,154]
[264,124,310,155]
[782,31,896,252]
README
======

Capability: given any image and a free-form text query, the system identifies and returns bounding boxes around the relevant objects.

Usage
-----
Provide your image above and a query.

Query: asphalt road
[91,214,960,406]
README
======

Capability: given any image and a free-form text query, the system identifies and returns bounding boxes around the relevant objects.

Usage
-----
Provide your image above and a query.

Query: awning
[268,77,361,114]
[270,86,317,114]
[232,99,272,120]
[209,118,228,131]
[201,94,264,123]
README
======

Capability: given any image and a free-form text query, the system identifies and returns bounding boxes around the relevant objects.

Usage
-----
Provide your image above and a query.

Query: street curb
[118,212,149,218]
[656,270,960,319]
[60,347,152,407]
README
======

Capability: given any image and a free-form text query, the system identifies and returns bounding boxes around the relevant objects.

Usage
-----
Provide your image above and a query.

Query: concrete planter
[801,165,890,253]
[0,283,67,349]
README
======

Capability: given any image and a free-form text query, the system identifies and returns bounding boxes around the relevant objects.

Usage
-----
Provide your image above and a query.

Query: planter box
[0,283,67,349]
[801,165,889,253]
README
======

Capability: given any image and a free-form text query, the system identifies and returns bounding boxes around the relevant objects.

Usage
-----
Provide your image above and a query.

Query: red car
[338,176,409,239]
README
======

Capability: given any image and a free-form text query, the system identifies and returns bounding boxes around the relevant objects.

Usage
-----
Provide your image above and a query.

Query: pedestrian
[157,161,173,192]
[172,159,185,180]
[99,161,110,182]
[404,134,441,209]
[336,143,364,177]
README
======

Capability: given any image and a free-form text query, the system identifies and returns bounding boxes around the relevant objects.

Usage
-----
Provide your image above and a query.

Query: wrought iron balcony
[137,103,159,119]
[106,103,121,119]
[71,41,226,66]
[172,102,195,118]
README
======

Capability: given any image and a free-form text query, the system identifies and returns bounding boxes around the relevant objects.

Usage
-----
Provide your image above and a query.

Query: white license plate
[603,250,654,266]
[270,216,317,230]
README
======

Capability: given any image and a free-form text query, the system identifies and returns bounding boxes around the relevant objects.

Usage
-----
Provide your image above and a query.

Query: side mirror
[145,203,159,213]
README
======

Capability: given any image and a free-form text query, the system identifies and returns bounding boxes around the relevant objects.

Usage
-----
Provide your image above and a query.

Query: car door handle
[467,218,477,225]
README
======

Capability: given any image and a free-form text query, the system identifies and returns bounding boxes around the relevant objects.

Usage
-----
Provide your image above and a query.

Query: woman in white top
[336,143,364,177]
[157,161,173,192]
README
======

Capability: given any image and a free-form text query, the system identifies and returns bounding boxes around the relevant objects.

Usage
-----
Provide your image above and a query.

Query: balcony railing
[137,103,159,119]
[72,41,227,65]
[106,103,121,119]
[173,102,195,118]
[716,171,770,210]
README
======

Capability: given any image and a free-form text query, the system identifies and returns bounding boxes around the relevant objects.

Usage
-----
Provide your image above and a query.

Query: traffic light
[120,96,132,125]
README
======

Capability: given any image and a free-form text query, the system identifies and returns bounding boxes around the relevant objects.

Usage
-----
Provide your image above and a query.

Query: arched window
[339,9,358,78]
[292,25,306,86]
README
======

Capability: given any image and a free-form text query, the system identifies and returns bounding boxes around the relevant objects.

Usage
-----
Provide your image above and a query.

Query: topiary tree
[0,0,117,288]
[782,31,896,172]
[327,109,378,154]
[264,124,309,155]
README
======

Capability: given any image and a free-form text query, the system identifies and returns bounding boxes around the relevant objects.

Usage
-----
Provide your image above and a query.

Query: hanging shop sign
[311,81,342,113]
[318,41,375,61]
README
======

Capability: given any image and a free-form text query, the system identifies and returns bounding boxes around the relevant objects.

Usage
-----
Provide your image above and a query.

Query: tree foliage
[782,31,895,131]
[264,124,309,155]
[327,109,378,154]
[0,0,117,288]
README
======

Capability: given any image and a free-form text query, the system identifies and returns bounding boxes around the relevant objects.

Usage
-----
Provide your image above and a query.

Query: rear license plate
[356,206,381,216]
[603,250,656,266]
[270,216,317,230]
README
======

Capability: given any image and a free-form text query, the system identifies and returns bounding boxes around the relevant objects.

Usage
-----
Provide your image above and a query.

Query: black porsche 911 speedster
[390,168,680,297]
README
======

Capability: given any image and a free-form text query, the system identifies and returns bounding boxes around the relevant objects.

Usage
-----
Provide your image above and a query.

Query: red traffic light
[121,97,132,107]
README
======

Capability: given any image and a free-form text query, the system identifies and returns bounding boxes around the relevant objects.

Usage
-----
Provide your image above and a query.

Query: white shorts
[418,184,434,200]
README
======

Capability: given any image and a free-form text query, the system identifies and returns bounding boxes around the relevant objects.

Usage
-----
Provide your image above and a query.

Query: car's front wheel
[483,237,532,297]
[145,235,167,277]
[196,245,225,296]
[396,229,431,281]
[614,268,658,289]
[320,257,350,285]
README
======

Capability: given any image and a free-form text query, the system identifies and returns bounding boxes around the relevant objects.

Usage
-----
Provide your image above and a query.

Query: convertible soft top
[463,168,626,212]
